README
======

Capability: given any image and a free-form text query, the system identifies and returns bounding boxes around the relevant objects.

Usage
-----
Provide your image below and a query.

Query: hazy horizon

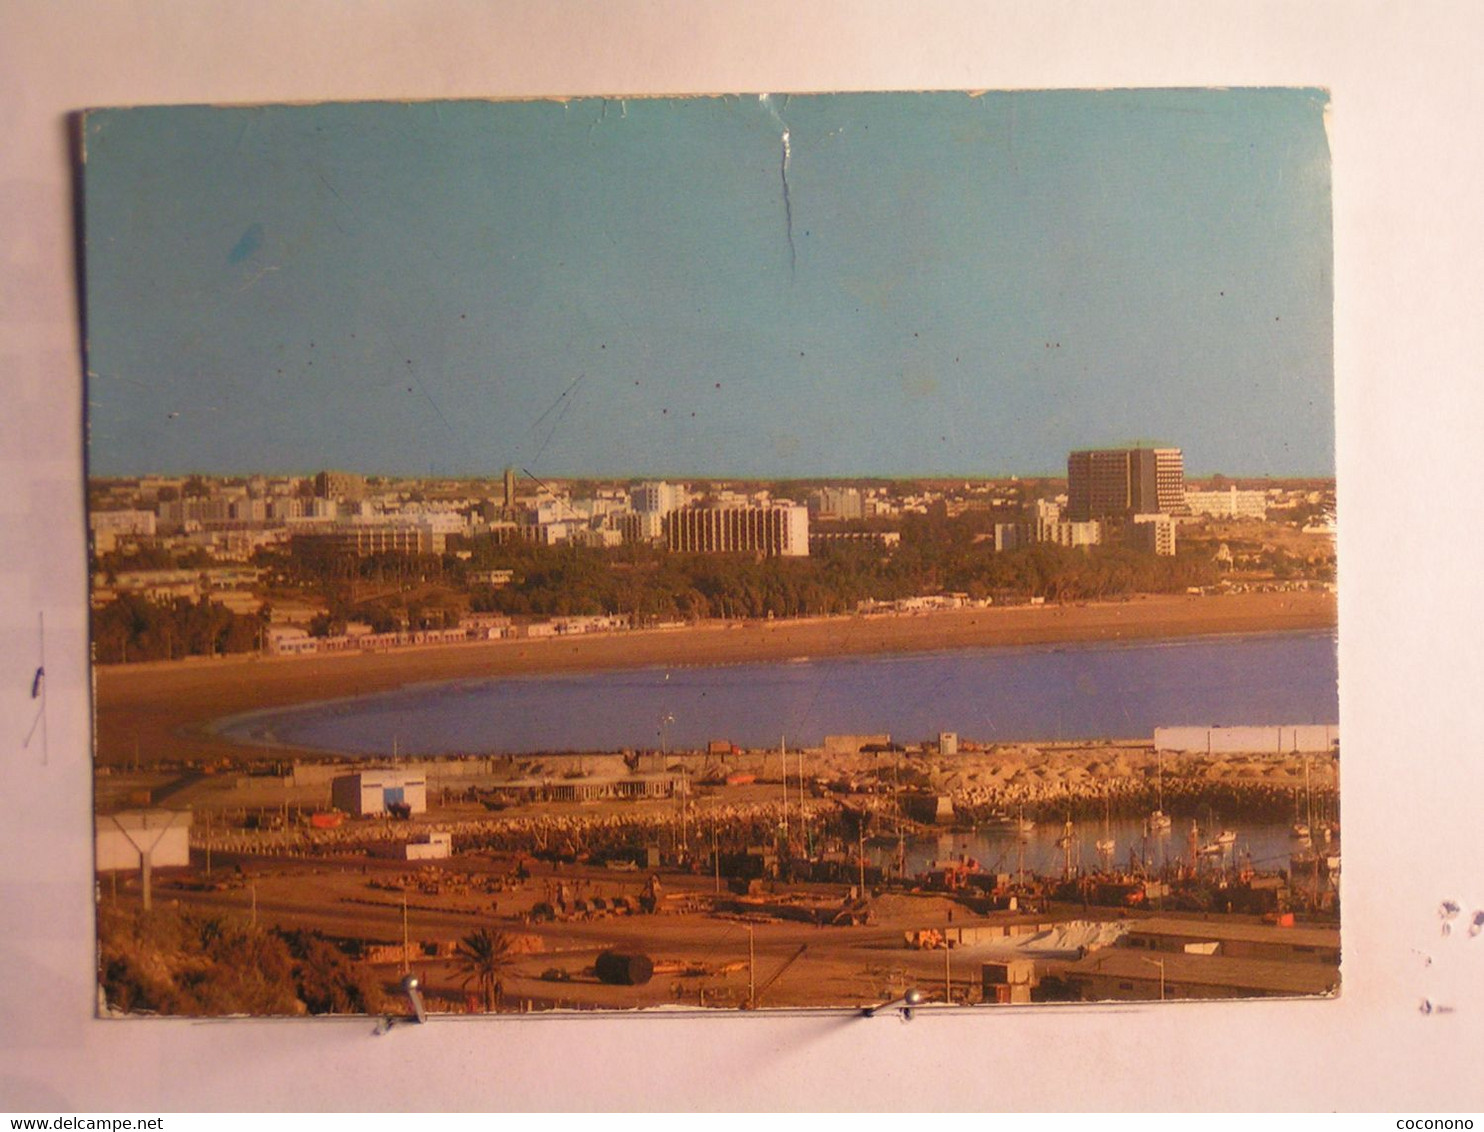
[89,465,1334,485]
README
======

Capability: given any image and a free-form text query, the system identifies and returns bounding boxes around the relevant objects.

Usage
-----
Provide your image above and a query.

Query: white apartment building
[90,509,157,538]
[1039,519,1103,549]
[807,487,865,521]
[1184,487,1268,520]
[631,481,686,515]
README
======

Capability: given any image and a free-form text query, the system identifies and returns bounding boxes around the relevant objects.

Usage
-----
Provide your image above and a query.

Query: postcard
[82,90,1337,1016]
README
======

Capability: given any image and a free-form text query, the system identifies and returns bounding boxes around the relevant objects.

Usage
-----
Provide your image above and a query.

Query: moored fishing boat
[1096,792,1115,861]
[1148,747,1172,834]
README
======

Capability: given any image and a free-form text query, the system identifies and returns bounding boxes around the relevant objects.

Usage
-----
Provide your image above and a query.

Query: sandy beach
[94,589,1336,767]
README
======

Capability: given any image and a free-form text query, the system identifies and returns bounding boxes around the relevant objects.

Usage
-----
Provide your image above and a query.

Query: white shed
[330,768,428,817]
[405,831,452,860]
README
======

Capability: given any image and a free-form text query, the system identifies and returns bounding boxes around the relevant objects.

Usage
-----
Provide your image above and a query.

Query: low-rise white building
[90,510,158,553]
[405,831,453,860]
[331,769,428,817]
[1184,487,1268,520]
[1038,519,1102,548]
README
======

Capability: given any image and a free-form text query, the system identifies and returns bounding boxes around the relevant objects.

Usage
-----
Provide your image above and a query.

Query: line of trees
[91,594,268,663]
[255,510,1223,629]
[458,539,1218,622]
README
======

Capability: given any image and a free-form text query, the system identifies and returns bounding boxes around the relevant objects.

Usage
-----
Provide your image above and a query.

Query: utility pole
[1141,955,1166,1001]
[402,893,410,975]
[893,752,903,881]
[748,925,756,1009]
[944,938,952,1005]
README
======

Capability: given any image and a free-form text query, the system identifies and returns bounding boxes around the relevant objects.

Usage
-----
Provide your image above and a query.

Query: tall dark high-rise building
[1067,447,1184,520]
[314,469,366,503]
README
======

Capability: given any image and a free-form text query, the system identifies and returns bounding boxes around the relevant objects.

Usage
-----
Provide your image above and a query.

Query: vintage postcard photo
[82,90,1337,1017]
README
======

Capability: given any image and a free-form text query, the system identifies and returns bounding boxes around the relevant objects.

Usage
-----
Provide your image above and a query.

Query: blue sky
[83,90,1333,479]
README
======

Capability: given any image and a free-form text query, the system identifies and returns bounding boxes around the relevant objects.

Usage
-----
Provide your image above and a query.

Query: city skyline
[83,90,1333,481]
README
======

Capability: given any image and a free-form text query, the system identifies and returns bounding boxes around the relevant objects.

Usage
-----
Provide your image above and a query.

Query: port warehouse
[1120,916,1340,964]
[926,916,1339,965]
[963,917,1340,1002]
[1154,725,1339,754]
[1053,948,1338,1001]
[487,773,681,802]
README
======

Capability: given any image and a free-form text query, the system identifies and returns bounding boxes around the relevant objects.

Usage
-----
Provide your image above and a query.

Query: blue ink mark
[228,223,264,264]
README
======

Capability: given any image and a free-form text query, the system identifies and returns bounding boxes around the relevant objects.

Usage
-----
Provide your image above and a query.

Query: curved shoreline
[94,589,1337,767]
[212,626,1336,760]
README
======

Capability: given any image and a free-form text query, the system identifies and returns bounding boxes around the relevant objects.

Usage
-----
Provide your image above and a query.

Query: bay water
[220,628,1338,758]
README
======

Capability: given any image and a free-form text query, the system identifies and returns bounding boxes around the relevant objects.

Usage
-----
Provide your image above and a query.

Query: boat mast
[1157,747,1164,814]
[1304,753,1314,831]
[797,742,810,857]
[894,749,904,879]
[780,735,789,852]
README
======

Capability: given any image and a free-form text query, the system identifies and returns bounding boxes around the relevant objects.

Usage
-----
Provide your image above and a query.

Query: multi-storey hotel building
[663,504,810,557]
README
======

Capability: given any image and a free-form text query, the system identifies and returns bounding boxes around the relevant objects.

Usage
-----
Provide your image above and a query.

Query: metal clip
[861,988,924,1021]
[375,974,427,1034]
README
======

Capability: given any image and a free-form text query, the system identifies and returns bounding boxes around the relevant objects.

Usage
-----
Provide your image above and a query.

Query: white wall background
[2,1,1482,1112]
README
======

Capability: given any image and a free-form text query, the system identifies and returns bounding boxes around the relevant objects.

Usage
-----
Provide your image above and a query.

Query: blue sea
[218,629,1338,757]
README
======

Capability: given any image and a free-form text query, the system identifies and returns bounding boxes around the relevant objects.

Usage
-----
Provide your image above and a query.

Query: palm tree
[454,928,513,1012]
